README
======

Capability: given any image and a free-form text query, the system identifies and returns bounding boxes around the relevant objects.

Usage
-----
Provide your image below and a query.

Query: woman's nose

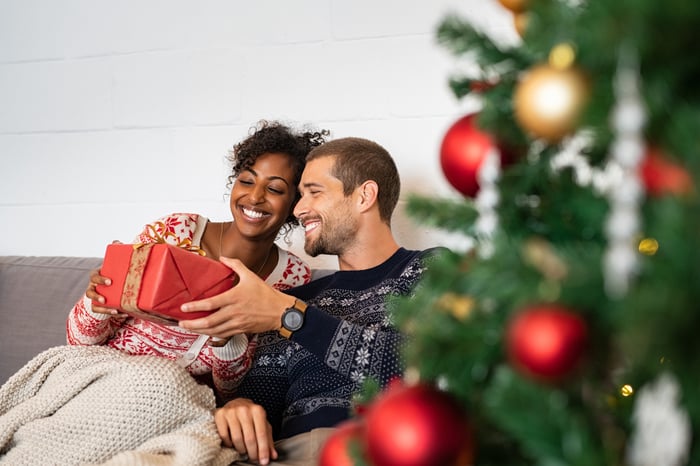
[249,185,265,203]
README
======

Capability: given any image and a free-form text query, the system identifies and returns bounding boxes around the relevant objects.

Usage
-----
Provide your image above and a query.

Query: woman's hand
[86,268,127,318]
[215,398,278,465]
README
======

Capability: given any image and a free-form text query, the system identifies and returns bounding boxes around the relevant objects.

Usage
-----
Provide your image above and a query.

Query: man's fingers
[214,408,237,449]
[180,288,234,313]
[256,420,278,464]
[214,399,274,463]
[178,310,235,334]
[246,404,273,464]
[180,258,248,313]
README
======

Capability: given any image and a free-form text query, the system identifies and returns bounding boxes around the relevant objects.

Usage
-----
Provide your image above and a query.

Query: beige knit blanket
[0,345,240,466]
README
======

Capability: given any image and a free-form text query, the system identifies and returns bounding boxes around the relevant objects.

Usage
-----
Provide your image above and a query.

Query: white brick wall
[0,0,518,270]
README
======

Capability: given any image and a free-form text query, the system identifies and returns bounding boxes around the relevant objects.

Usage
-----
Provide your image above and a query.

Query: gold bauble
[498,0,530,13]
[513,12,529,36]
[513,63,589,142]
[435,292,474,321]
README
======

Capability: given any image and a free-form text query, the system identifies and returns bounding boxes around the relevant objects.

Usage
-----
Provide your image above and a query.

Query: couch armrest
[0,256,103,384]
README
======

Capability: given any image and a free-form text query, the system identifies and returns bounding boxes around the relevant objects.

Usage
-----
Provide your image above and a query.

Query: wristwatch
[279,299,308,339]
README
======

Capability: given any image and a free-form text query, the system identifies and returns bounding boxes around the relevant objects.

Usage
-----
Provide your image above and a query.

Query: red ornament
[364,383,474,466]
[319,418,367,466]
[440,113,499,197]
[640,146,693,197]
[506,304,588,381]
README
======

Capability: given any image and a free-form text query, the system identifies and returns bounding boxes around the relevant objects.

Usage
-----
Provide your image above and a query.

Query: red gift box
[96,243,235,325]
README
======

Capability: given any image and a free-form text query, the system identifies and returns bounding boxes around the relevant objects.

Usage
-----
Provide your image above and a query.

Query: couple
[2,120,439,465]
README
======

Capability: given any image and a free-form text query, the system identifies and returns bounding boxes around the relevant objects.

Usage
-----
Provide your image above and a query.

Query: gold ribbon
[121,243,153,313]
[139,221,206,256]
[120,243,177,325]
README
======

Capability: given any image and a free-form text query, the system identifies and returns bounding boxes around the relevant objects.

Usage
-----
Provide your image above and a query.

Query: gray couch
[0,256,103,384]
[0,255,335,385]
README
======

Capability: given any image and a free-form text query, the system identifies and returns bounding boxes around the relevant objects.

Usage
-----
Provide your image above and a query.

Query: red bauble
[364,383,474,466]
[640,146,693,197]
[506,304,588,381]
[319,419,367,466]
[440,114,498,198]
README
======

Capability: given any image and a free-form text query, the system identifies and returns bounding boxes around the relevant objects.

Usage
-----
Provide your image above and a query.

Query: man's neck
[336,229,400,271]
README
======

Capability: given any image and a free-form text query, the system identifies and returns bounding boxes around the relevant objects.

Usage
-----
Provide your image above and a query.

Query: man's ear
[356,180,379,213]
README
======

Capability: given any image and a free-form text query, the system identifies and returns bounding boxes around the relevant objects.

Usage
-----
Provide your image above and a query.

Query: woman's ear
[357,180,379,213]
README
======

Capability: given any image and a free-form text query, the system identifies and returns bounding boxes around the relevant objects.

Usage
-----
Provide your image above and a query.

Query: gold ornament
[620,384,634,397]
[513,45,589,142]
[549,43,576,69]
[522,237,568,281]
[513,12,529,36]
[435,292,475,321]
[498,0,529,13]
[638,237,659,255]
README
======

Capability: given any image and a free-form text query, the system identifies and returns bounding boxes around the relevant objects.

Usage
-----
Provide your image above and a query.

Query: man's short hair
[307,137,400,224]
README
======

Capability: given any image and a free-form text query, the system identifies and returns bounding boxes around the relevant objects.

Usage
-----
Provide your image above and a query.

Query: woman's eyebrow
[246,168,291,186]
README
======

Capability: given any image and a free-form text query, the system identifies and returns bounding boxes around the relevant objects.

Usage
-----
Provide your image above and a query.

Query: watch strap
[279,299,307,339]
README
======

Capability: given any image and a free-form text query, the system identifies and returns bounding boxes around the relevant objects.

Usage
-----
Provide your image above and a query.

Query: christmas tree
[320,0,700,465]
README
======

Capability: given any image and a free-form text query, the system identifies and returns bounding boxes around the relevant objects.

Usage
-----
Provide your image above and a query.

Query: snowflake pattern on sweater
[234,247,439,440]
[66,213,311,398]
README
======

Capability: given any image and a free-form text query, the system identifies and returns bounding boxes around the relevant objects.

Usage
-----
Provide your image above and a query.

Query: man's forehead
[303,156,335,177]
[300,156,340,187]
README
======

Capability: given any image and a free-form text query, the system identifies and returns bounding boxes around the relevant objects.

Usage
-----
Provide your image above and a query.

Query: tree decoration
[521,237,568,281]
[640,146,693,197]
[497,0,530,13]
[603,55,646,297]
[513,43,590,142]
[637,237,659,256]
[550,130,626,195]
[364,383,474,466]
[513,12,529,37]
[473,144,501,258]
[627,373,691,466]
[506,304,588,381]
[435,292,475,321]
[439,113,500,198]
[319,418,367,466]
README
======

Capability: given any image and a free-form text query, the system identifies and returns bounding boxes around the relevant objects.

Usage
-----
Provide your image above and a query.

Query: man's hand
[178,256,295,337]
[215,398,277,465]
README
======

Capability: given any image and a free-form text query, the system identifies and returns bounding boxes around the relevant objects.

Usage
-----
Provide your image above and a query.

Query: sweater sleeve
[291,306,404,387]
[66,294,115,345]
[209,334,257,400]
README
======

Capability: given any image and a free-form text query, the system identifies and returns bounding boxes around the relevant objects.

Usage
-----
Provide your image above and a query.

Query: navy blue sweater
[233,247,435,440]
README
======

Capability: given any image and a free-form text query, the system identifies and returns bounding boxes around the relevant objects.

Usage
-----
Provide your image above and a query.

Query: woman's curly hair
[226,120,329,229]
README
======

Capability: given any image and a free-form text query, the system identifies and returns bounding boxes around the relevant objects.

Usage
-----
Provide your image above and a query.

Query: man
[180,137,441,465]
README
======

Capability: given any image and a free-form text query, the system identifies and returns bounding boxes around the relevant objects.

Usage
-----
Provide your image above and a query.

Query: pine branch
[404,194,479,234]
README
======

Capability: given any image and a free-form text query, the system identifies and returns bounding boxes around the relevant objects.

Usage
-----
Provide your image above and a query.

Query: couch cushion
[0,256,102,384]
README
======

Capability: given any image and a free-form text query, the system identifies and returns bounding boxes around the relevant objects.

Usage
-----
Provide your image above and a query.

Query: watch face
[283,309,304,331]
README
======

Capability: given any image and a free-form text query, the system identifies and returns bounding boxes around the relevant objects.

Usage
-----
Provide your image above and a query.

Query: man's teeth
[305,221,319,232]
[243,208,265,219]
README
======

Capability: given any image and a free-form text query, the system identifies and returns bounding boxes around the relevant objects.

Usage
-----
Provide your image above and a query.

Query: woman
[67,120,329,400]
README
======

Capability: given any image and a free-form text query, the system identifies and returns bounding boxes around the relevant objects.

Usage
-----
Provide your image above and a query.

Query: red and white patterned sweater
[66,213,311,398]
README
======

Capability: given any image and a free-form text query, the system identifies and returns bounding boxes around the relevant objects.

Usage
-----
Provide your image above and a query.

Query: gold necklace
[218,222,273,276]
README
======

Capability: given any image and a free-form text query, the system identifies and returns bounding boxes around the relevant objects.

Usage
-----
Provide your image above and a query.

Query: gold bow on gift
[134,221,206,256]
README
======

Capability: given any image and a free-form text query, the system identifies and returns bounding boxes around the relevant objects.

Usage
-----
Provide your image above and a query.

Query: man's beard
[304,215,357,257]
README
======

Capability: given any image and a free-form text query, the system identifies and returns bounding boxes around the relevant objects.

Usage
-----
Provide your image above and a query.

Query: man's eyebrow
[299,181,324,190]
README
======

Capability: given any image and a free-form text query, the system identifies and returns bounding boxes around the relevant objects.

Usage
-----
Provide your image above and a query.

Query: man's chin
[304,245,322,257]
[304,239,329,257]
